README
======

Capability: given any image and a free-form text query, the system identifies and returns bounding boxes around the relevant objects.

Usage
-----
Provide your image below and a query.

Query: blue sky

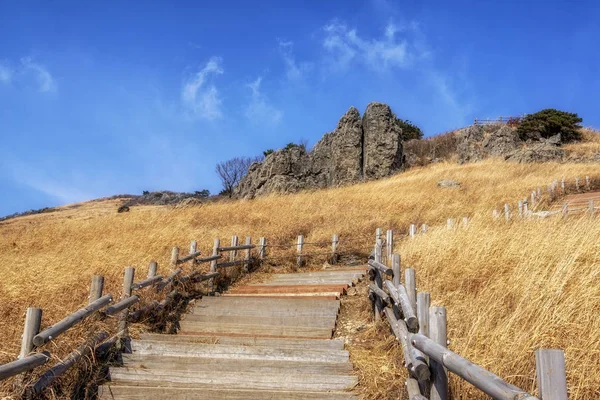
[1,0,599,216]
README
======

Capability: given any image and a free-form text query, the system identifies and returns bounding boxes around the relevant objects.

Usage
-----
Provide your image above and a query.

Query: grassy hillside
[1,159,600,398]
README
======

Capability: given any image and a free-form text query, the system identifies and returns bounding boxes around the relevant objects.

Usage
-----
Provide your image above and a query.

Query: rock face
[234,102,405,198]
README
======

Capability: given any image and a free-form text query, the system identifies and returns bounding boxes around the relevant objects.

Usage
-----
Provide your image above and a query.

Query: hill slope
[1,159,600,398]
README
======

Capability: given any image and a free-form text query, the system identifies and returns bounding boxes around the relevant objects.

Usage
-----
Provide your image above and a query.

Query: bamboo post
[117,266,135,347]
[422,224,428,233]
[504,204,510,221]
[169,247,179,271]
[535,349,568,400]
[585,175,590,190]
[19,308,42,359]
[258,237,266,259]
[590,200,595,216]
[331,234,339,264]
[147,261,157,278]
[209,238,220,291]
[243,236,251,272]
[296,235,304,268]
[392,254,401,287]
[386,230,393,263]
[562,203,568,219]
[405,268,417,312]
[89,275,104,304]
[429,306,448,400]
[518,200,523,218]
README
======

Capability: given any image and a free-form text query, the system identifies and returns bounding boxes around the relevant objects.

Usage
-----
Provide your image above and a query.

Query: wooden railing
[367,233,568,400]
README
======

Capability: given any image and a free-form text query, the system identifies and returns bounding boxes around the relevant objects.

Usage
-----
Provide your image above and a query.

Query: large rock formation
[234,102,404,198]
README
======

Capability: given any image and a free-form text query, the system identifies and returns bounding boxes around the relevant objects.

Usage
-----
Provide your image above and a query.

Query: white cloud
[0,63,12,84]
[278,40,312,81]
[243,76,283,126]
[20,57,56,92]
[182,57,224,120]
[322,20,426,71]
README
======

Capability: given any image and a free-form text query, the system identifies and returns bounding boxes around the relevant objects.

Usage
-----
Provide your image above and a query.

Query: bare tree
[216,156,263,197]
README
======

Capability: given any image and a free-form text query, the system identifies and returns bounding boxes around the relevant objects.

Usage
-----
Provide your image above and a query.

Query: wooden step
[131,340,349,362]
[222,293,341,299]
[179,321,334,338]
[107,367,357,391]
[228,285,348,294]
[191,305,339,318]
[122,353,353,374]
[137,334,345,350]
[98,385,359,399]
[255,279,358,286]
[198,297,340,307]
[182,314,335,329]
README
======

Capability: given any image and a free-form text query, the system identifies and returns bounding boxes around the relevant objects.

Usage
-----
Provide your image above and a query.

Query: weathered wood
[586,175,591,190]
[33,294,112,346]
[26,332,108,396]
[531,191,536,208]
[406,377,428,400]
[535,349,568,400]
[132,275,162,290]
[189,240,197,255]
[384,281,418,332]
[417,292,430,338]
[259,237,267,259]
[89,275,104,303]
[493,209,499,220]
[412,333,537,400]
[331,234,339,264]
[523,199,529,214]
[537,187,542,198]
[0,352,50,381]
[217,244,255,252]
[194,254,221,264]
[209,238,220,290]
[191,271,219,283]
[104,295,140,316]
[157,268,182,291]
[244,236,252,272]
[177,251,202,264]
[376,228,382,244]
[147,261,158,278]
[446,218,454,229]
[421,224,428,233]
[229,236,238,262]
[561,178,565,193]
[386,230,393,262]
[118,266,135,340]
[19,307,42,359]
[392,254,401,287]
[369,282,390,305]
[429,306,448,400]
[374,242,383,263]
[562,203,568,219]
[367,259,394,277]
[170,247,179,270]
[405,268,417,311]
[383,308,430,381]
[518,200,523,217]
[575,176,580,191]
[297,235,304,268]
[409,224,416,238]
[216,260,247,268]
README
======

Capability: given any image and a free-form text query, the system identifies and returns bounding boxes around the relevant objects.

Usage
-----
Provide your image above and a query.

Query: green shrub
[517,109,582,142]
[263,149,274,157]
[395,118,424,141]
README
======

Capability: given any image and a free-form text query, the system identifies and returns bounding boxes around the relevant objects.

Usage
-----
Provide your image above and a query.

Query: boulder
[457,125,485,163]
[505,143,565,163]
[362,103,403,179]
[482,125,520,157]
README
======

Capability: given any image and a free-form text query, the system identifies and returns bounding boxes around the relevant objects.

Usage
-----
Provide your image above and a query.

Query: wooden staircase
[98,267,366,399]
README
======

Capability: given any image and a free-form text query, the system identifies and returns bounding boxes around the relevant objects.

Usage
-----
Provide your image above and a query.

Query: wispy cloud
[278,40,312,81]
[182,57,224,120]
[20,57,56,92]
[0,63,12,84]
[322,20,427,72]
[243,76,283,126]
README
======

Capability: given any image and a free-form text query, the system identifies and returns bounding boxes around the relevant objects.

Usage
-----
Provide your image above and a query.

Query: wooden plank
[258,280,356,286]
[198,296,340,307]
[228,285,348,294]
[183,314,336,329]
[122,353,353,374]
[178,322,334,338]
[137,334,345,350]
[367,260,393,277]
[130,341,349,363]
[222,293,341,299]
[98,385,359,399]
[535,349,568,400]
[107,367,357,391]
[0,352,50,381]
[192,306,339,318]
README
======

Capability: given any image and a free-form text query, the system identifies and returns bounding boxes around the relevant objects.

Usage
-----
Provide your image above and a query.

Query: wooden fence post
[504,204,510,222]
[392,254,401,287]
[417,293,430,337]
[296,235,304,268]
[331,234,339,264]
[169,247,179,270]
[147,261,157,278]
[376,228,382,245]
[230,236,239,262]
[259,237,266,260]
[89,275,104,304]
[535,349,568,400]
[405,268,417,312]
[386,230,393,263]
[562,203,568,219]
[422,224,428,233]
[523,199,529,215]
[590,200,595,216]
[189,240,197,256]
[373,242,383,322]
[244,236,251,272]
[518,200,523,218]
[430,306,448,400]
[117,266,135,348]
[531,191,536,209]
[209,238,220,291]
[409,224,416,238]
[462,217,469,228]
[575,177,580,191]
[561,178,565,194]
[19,308,42,359]
[585,175,591,190]
[537,187,542,199]
[446,218,454,230]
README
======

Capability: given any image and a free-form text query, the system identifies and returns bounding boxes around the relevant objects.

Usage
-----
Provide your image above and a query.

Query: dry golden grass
[1,159,600,398]
[565,127,600,158]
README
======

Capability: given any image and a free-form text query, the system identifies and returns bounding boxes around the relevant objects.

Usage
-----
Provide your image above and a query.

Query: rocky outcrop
[234,102,405,199]
[505,142,565,163]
